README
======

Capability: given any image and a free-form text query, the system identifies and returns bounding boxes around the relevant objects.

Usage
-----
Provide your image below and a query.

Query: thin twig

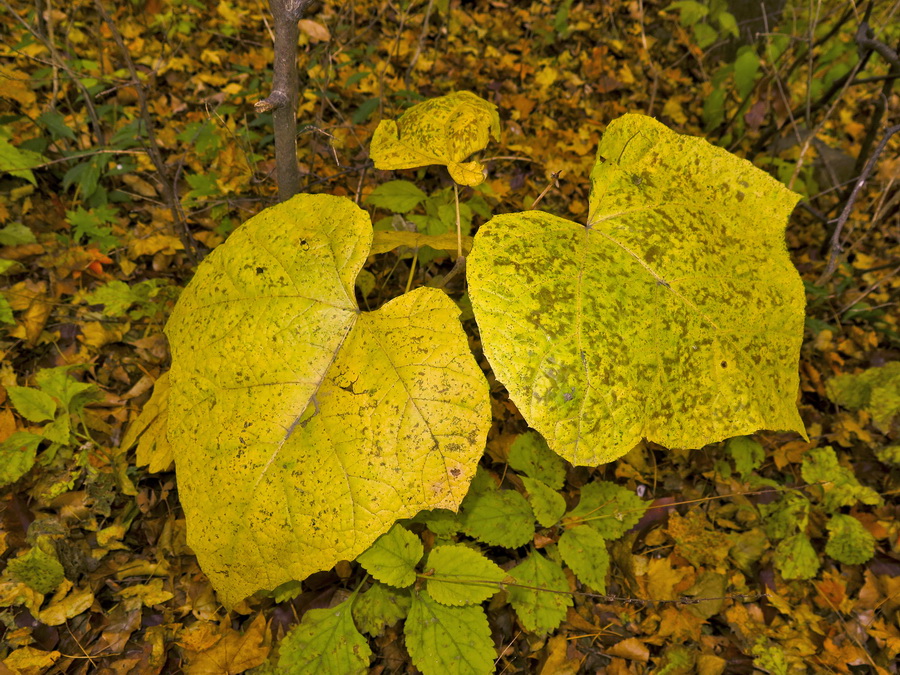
[818,124,900,284]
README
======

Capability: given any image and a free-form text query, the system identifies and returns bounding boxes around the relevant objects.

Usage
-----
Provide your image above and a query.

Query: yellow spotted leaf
[468,114,806,466]
[370,91,500,187]
[165,194,490,607]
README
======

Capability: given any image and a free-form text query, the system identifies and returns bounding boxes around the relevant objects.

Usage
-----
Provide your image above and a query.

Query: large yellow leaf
[467,114,806,466]
[370,91,500,187]
[165,194,490,607]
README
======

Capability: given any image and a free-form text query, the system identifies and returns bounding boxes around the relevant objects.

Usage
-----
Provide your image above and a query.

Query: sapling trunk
[255,0,313,202]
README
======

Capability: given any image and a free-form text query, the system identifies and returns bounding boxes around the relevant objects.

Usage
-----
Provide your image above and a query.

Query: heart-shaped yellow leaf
[468,114,807,466]
[370,91,500,187]
[165,194,490,607]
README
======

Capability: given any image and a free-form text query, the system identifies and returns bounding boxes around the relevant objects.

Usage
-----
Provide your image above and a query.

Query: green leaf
[774,532,819,581]
[0,222,37,246]
[352,583,411,636]
[507,430,567,489]
[405,591,495,675]
[356,524,423,589]
[467,114,806,466]
[760,493,809,540]
[716,10,740,38]
[370,91,500,187]
[7,545,65,594]
[365,180,428,214]
[277,597,372,675]
[0,432,43,487]
[38,110,76,141]
[7,386,57,422]
[520,476,566,527]
[461,489,534,548]
[667,0,708,26]
[41,414,71,445]
[164,194,490,607]
[563,481,647,540]
[558,525,609,592]
[726,436,764,477]
[826,361,900,432]
[825,514,875,565]
[35,366,101,415]
[82,280,146,316]
[800,446,882,511]
[874,445,900,466]
[0,131,45,185]
[67,205,119,250]
[408,508,461,536]
[751,638,790,675]
[508,550,571,634]
[351,96,380,124]
[425,545,506,606]
[0,295,13,325]
[733,48,761,99]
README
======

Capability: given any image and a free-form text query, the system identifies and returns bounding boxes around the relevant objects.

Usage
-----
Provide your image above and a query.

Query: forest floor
[1,0,899,673]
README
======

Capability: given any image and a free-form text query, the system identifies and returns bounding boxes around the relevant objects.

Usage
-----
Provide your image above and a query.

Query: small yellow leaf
[37,586,94,626]
[181,614,271,675]
[128,233,184,258]
[370,230,473,256]
[121,373,173,474]
[117,579,174,607]
[370,91,500,187]
[1,646,61,675]
[299,19,330,43]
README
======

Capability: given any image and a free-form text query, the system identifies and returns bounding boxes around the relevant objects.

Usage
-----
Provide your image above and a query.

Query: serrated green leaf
[759,493,808,539]
[826,362,900,432]
[425,545,506,606]
[405,591,495,675]
[277,597,371,675]
[7,546,65,594]
[370,91,500,187]
[82,280,144,316]
[558,525,609,592]
[356,524,423,589]
[461,489,534,547]
[35,366,101,415]
[41,414,71,445]
[726,436,764,477]
[774,532,819,580]
[507,431,566,489]
[408,508,461,536]
[365,180,428,213]
[825,514,875,565]
[352,582,411,636]
[751,638,790,675]
[520,476,566,527]
[164,193,490,607]
[6,386,57,423]
[0,432,43,487]
[563,481,647,540]
[468,114,806,466]
[508,550,571,634]
[801,446,882,512]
